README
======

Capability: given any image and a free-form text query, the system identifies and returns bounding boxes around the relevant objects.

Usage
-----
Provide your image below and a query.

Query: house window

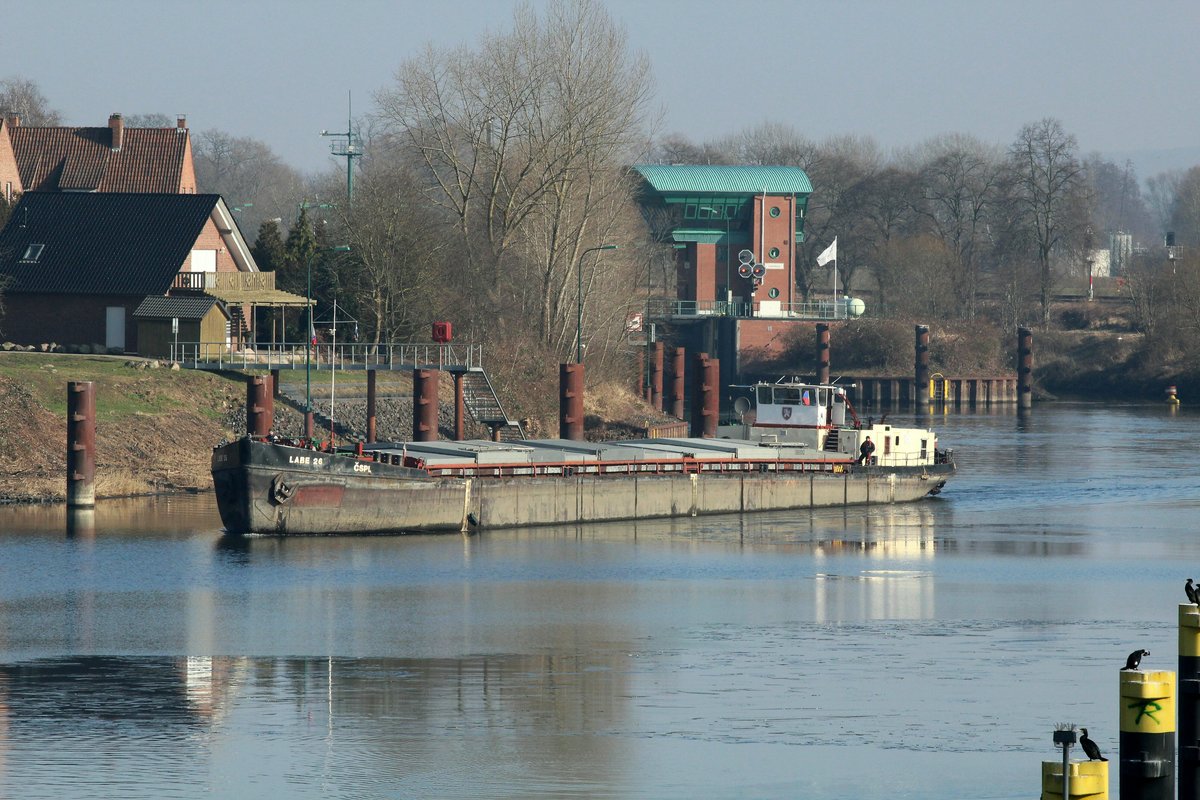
[4,182,10,201]
[20,243,45,262]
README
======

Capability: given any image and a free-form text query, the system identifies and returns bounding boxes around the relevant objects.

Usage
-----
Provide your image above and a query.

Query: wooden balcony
[172,271,276,292]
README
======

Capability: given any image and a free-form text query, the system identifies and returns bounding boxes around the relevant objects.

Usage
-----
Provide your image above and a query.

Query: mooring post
[914,324,930,406]
[691,354,719,438]
[1018,326,1033,409]
[651,342,665,412]
[559,363,585,441]
[412,368,439,442]
[453,372,465,441]
[66,381,96,508]
[246,374,274,437]
[671,346,685,419]
[270,369,281,399]
[816,323,831,385]
[1120,667,1175,800]
[1180,603,1200,800]
[366,369,377,443]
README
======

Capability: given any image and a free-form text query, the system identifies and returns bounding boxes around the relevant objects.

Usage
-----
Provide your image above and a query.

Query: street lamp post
[304,243,351,439]
[577,244,618,364]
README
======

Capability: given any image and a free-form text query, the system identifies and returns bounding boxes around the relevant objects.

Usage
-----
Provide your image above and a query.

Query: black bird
[1124,649,1150,670]
[1079,728,1107,761]
[1188,578,1200,605]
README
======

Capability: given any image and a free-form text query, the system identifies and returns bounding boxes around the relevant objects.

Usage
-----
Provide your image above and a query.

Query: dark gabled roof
[10,126,188,192]
[133,294,225,321]
[0,192,222,295]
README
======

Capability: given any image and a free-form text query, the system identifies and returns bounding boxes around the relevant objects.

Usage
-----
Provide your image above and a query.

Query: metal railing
[169,341,484,371]
[646,298,853,320]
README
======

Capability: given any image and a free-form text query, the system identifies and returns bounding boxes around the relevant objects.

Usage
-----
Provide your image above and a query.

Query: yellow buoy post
[1041,759,1109,800]
[1120,668,1176,800]
[1180,604,1200,800]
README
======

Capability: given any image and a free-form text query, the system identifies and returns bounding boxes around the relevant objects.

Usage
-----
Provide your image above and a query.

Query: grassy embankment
[0,353,245,503]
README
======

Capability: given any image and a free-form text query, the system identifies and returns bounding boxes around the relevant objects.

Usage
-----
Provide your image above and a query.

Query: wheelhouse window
[20,243,45,262]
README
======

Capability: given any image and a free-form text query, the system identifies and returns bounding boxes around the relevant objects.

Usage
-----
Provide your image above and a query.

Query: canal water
[1,403,1198,799]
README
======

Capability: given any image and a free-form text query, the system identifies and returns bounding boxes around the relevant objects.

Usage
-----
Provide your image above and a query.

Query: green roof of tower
[634,164,813,195]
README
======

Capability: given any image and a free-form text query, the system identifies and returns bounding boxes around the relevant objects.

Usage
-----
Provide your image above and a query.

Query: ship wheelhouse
[754,383,848,429]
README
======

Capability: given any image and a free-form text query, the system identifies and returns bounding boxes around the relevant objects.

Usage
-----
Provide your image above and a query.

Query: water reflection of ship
[808,505,940,622]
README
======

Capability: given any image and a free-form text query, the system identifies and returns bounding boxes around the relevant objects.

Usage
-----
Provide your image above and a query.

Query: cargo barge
[211,380,954,535]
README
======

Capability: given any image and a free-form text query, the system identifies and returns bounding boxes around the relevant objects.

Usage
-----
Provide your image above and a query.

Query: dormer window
[20,243,45,262]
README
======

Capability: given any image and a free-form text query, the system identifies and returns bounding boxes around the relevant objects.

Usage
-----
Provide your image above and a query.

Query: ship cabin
[742,380,943,467]
[754,382,850,430]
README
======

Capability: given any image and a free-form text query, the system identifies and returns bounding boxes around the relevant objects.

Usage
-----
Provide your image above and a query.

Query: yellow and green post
[1120,668,1176,800]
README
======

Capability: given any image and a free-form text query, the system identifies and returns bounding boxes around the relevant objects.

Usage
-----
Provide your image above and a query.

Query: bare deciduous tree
[122,113,176,128]
[375,0,655,366]
[334,162,445,343]
[910,134,1004,318]
[0,77,61,125]
[193,129,307,234]
[797,135,881,301]
[1167,166,1200,248]
[1008,118,1086,326]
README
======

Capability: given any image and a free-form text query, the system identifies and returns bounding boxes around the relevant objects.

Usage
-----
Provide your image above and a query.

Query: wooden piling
[816,323,831,385]
[670,347,685,419]
[1018,326,1033,409]
[66,381,96,508]
[559,363,585,441]
[366,369,377,443]
[914,324,930,405]
[453,372,465,441]
[651,342,665,412]
[412,369,439,442]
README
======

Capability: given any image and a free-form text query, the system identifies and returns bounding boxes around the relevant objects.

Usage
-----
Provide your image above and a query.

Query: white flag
[816,237,837,267]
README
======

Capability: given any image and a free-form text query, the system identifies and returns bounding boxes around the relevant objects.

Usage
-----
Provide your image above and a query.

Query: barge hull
[212,439,952,535]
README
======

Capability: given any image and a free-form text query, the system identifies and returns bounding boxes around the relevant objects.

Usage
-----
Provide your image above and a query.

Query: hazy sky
[5,0,1199,178]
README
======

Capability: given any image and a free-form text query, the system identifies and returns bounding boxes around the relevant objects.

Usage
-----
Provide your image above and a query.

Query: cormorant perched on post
[1124,649,1150,670]
[1187,578,1199,605]
[1080,728,1107,761]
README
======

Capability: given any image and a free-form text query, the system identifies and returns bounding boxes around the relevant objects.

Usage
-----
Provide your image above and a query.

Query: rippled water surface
[2,403,1199,798]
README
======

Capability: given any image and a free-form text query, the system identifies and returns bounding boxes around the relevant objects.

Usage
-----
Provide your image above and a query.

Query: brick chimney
[4,114,19,127]
[108,113,124,151]
[177,115,187,130]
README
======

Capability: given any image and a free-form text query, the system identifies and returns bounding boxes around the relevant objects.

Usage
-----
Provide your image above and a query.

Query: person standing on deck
[858,436,876,465]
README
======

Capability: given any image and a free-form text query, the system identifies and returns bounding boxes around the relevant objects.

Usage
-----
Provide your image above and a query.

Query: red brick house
[0,112,196,203]
[0,192,304,353]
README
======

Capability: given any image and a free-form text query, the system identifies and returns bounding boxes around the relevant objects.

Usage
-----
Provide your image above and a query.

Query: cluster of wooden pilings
[635,343,719,430]
[636,323,1033,413]
[847,324,1032,409]
[850,375,1020,408]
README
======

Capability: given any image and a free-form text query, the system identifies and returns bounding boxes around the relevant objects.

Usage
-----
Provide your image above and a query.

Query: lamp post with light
[576,244,618,364]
